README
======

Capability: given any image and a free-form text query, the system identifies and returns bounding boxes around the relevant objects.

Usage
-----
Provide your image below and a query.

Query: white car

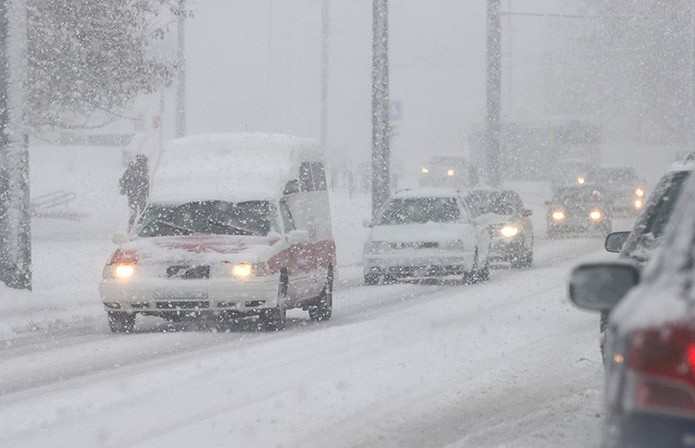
[363,188,491,284]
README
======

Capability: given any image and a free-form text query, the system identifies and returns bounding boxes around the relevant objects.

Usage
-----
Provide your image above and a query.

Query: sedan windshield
[470,191,520,215]
[378,197,460,225]
[136,200,277,237]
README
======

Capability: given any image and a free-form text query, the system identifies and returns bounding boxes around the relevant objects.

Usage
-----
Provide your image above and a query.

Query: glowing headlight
[231,263,254,279]
[635,188,645,197]
[551,211,565,221]
[633,199,643,209]
[421,167,429,174]
[500,225,519,237]
[447,169,455,176]
[577,176,585,184]
[114,264,135,280]
[589,209,603,221]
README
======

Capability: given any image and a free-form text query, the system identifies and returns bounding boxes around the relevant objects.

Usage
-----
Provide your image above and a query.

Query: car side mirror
[522,208,533,217]
[605,231,630,253]
[283,180,300,196]
[568,262,640,312]
[111,230,130,245]
[287,229,310,245]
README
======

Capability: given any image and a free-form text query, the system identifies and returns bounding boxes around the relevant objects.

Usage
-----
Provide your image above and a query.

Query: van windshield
[136,200,278,237]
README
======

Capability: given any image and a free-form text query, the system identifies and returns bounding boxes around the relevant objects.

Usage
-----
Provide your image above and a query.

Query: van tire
[309,266,333,322]
[107,311,135,333]
[260,271,288,331]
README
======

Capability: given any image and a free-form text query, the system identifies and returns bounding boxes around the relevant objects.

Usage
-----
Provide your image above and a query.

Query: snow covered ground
[0,144,632,447]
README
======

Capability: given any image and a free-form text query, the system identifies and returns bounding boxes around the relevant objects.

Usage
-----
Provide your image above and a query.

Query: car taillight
[108,249,139,265]
[626,323,695,417]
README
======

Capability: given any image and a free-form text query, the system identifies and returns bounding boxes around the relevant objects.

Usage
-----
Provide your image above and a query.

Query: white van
[99,133,336,332]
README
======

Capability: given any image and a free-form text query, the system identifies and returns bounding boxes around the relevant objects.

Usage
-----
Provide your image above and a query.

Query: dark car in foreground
[546,185,612,238]
[569,168,695,447]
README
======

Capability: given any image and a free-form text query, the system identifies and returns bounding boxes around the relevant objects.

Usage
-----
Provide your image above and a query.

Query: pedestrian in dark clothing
[119,154,149,229]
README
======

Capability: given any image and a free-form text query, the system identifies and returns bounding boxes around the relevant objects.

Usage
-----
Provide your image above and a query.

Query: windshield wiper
[207,219,257,236]
[152,220,196,235]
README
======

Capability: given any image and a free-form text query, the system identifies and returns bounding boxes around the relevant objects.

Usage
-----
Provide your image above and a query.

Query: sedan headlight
[635,188,645,197]
[500,225,519,238]
[577,176,585,184]
[551,211,565,222]
[633,199,643,209]
[589,209,603,221]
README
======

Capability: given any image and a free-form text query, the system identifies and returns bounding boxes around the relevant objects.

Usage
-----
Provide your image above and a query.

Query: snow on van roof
[150,133,320,204]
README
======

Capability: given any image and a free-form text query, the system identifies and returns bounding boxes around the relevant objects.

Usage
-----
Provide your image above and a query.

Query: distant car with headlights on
[419,156,479,189]
[549,159,596,190]
[99,133,336,333]
[467,189,534,268]
[363,188,491,285]
[546,185,612,238]
[586,165,646,216]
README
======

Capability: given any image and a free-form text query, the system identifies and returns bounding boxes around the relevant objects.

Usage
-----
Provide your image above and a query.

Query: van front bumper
[99,274,281,314]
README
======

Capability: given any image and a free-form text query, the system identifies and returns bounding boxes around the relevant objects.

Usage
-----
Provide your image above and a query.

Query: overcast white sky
[181,1,564,183]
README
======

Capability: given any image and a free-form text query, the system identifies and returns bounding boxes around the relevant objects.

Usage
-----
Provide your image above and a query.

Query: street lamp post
[175,0,186,138]
[486,0,503,188]
[0,0,31,290]
[371,0,390,221]
[321,0,330,155]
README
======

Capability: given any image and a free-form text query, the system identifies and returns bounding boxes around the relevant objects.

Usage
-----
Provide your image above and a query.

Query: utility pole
[486,0,502,188]
[175,0,186,138]
[0,0,31,290]
[320,0,330,155]
[371,0,390,221]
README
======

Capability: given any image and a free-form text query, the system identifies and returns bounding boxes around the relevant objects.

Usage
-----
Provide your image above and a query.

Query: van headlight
[635,188,645,197]
[111,264,136,280]
[589,209,603,221]
[231,263,254,279]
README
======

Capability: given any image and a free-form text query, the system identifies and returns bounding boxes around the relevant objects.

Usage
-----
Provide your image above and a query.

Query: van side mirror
[111,230,130,245]
[284,180,300,196]
[605,231,630,253]
[568,262,640,312]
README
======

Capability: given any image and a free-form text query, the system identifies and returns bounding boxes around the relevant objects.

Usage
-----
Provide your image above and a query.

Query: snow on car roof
[150,133,320,204]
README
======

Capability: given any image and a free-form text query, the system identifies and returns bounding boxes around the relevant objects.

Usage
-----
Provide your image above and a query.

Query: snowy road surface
[0,235,608,448]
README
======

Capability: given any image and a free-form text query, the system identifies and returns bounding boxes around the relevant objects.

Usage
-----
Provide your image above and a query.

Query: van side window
[311,162,327,191]
[279,199,296,232]
[300,162,314,192]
